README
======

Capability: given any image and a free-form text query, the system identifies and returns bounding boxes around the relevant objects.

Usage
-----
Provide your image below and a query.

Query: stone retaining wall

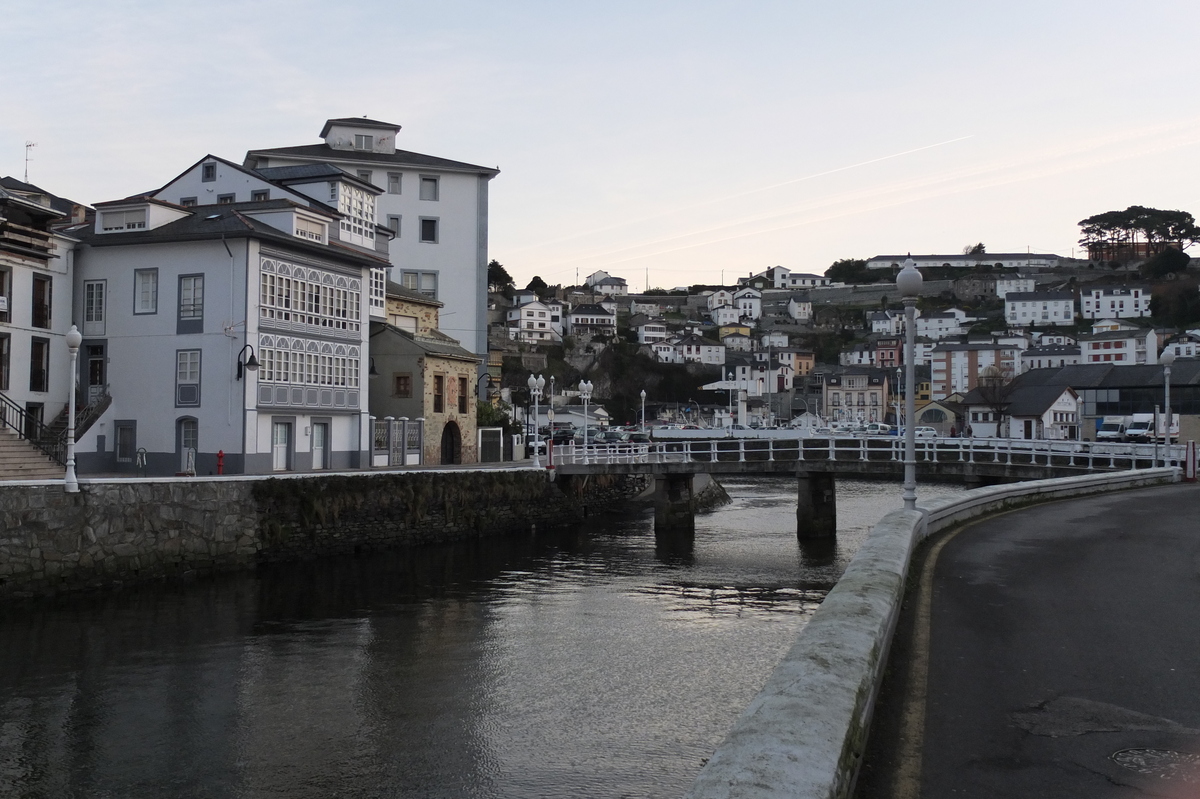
[0,469,580,598]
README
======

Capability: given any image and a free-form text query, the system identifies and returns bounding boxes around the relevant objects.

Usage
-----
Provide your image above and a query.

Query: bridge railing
[551,436,1188,470]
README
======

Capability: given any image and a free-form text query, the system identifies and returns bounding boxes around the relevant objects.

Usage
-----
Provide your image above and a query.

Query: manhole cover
[1111,748,1200,782]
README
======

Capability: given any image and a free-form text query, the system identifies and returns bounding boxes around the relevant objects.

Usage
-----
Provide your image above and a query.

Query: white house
[0,179,84,450]
[868,309,906,335]
[963,385,1080,440]
[506,299,564,344]
[243,117,499,359]
[711,304,741,326]
[568,304,617,338]
[1020,345,1081,372]
[787,294,813,322]
[1080,286,1152,320]
[674,334,725,365]
[722,332,752,352]
[1078,328,1157,365]
[733,287,762,321]
[591,275,628,296]
[929,342,1021,398]
[635,319,669,344]
[706,289,734,311]
[1004,291,1075,327]
[867,253,1061,271]
[1161,333,1200,359]
[915,310,968,340]
[995,275,1035,299]
[70,168,384,476]
[785,272,831,289]
[761,331,789,349]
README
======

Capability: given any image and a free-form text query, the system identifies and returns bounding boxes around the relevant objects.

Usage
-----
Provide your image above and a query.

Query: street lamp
[727,371,735,426]
[235,344,259,380]
[580,379,594,464]
[64,325,82,493]
[1162,349,1175,452]
[896,257,923,511]
[526,373,545,468]
[640,389,647,433]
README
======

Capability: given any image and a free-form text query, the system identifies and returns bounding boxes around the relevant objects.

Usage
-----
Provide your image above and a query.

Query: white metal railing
[550,436,1189,471]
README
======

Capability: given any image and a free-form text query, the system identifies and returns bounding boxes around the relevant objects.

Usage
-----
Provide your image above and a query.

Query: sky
[5,0,1200,290]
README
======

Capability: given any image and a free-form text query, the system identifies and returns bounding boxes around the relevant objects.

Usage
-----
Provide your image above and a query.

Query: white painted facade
[1079,329,1157,365]
[1004,292,1076,326]
[733,287,762,321]
[635,320,668,344]
[506,299,563,343]
[1080,286,1151,320]
[787,295,813,322]
[867,253,1060,270]
[995,275,1035,298]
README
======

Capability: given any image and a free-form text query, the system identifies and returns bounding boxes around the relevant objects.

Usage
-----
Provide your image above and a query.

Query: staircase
[0,427,65,480]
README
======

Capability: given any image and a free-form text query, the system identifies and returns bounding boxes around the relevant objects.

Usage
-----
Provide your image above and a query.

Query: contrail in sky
[509,135,974,253]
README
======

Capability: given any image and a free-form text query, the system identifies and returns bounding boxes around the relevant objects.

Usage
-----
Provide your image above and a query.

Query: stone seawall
[0,469,582,599]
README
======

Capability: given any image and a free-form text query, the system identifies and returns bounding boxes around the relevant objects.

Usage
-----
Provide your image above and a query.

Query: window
[387,173,402,194]
[134,269,158,314]
[100,209,146,231]
[458,376,468,414]
[180,197,197,208]
[115,421,136,463]
[387,215,401,236]
[434,375,445,413]
[419,176,439,201]
[251,189,269,202]
[354,134,373,150]
[295,216,326,243]
[400,270,438,298]
[0,334,8,390]
[217,194,235,204]
[29,337,49,392]
[394,373,412,397]
[31,274,51,329]
[0,267,9,322]
[420,217,438,243]
[202,163,216,182]
[84,280,105,336]
[370,268,386,313]
[178,274,204,333]
[357,170,373,184]
[176,350,201,406]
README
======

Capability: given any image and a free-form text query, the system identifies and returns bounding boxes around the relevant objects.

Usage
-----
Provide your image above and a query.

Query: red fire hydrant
[217,450,225,475]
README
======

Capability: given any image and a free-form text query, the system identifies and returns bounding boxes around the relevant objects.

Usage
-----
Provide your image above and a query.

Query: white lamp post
[580,379,593,464]
[1162,349,1175,453]
[896,257,923,511]
[640,389,647,432]
[64,325,82,493]
[526,373,545,467]
[727,371,735,426]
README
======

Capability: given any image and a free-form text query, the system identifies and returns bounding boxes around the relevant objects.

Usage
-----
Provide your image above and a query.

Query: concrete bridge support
[797,470,837,539]
[654,473,696,536]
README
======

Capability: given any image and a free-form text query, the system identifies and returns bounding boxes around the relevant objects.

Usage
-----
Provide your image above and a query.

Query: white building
[673,334,725,365]
[635,319,668,344]
[1080,286,1151,320]
[1004,291,1075,327]
[722,332,752,352]
[867,253,1061,271]
[1162,333,1200,359]
[70,168,384,476]
[506,299,564,344]
[868,309,906,335]
[711,304,741,326]
[244,117,499,359]
[929,342,1021,398]
[995,275,1036,299]
[1020,345,1081,372]
[591,275,628,296]
[785,272,832,289]
[568,304,617,338]
[706,289,734,311]
[915,310,968,340]
[761,331,789,349]
[733,287,762,321]
[1078,328,1157,365]
[787,294,813,322]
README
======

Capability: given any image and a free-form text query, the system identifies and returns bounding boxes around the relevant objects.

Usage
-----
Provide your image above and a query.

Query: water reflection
[0,477,962,798]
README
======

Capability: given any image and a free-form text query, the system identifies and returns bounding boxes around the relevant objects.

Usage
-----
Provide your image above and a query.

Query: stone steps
[0,429,65,480]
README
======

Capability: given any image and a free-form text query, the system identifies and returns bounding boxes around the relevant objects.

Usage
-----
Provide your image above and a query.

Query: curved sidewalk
[859,482,1200,797]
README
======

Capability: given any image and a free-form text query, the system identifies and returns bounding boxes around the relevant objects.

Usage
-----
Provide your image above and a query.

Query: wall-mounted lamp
[236,344,259,381]
[369,357,380,378]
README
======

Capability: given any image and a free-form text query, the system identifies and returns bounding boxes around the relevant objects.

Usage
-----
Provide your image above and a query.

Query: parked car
[593,430,630,444]
[894,426,938,439]
[551,428,577,445]
[627,432,652,444]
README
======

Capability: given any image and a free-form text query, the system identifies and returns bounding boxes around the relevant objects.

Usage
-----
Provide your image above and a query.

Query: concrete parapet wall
[687,467,1181,799]
[0,468,578,598]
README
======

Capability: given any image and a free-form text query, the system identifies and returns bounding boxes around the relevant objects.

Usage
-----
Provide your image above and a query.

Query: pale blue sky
[5,0,1199,287]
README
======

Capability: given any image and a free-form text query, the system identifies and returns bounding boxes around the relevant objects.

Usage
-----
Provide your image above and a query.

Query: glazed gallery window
[134,269,158,314]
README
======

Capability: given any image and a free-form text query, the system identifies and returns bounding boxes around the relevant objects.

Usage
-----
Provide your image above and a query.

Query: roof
[369,320,478,362]
[1005,291,1075,302]
[1078,329,1152,342]
[1013,362,1200,389]
[676,334,722,347]
[385,280,443,307]
[319,117,401,137]
[571,304,614,316]
[0,176,82,217]
[1085,286,1151,295]
[870,253,1060,261]
[961,384,1077,416]
[246,143,499,175]
[74,201,390,266]
[1023,345,1080,356]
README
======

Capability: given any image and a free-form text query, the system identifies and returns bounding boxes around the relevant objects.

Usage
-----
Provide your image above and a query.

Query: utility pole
[24,141,36,182]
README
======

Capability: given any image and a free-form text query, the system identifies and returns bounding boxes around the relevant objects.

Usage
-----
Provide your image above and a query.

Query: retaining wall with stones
[0,468,581,598]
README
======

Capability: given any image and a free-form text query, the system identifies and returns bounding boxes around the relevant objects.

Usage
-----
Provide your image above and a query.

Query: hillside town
[3,118,1199,479]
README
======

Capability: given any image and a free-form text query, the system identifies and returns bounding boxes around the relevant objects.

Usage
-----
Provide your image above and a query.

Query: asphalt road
[857,482,1200,798]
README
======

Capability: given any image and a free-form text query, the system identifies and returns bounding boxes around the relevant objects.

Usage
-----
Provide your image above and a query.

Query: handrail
[0,391,63,463]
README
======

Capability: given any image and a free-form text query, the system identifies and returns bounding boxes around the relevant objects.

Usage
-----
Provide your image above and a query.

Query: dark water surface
[0,477,963,798]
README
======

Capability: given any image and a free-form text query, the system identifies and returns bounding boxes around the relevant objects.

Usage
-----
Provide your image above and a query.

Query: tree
[1140,246,1191,280]
[963,242,986,255]
[975,365,1016,436]
[1078,206,1200,262]
[526,275,549,299]
[1150,279,1200,328]
[487,259,514,289]
[825,258,882,285]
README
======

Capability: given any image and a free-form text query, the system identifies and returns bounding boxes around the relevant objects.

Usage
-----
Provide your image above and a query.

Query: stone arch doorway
[440,422,462,465]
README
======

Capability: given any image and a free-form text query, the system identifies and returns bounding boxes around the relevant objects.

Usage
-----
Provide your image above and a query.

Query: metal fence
[371,417,424,467]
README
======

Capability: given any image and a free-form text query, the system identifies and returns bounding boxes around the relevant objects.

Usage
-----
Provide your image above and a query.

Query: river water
[0,477,963,798]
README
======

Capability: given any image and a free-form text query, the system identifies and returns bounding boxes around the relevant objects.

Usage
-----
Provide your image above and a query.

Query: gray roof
[571,304,614,316]
[871,253,1060,261]
[1005,291,1075,302]
[385,280,443,307]
[246,143,499,175]
[369,320,477,362]
[1078,329,1152,342]
[0,176,81,217]
[1014,362,1200,389]
[319,118,401,136]
[1023,345,1080,356]
[961,384,1075,416]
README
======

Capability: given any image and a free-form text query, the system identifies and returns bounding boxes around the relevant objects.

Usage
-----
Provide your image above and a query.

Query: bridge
[545,436,1189,537]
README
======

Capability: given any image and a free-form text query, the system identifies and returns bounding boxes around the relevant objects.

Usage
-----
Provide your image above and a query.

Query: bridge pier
[797,470,836,539]
[654,473,696,536]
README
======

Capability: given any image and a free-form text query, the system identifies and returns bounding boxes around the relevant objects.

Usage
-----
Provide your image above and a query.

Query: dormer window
[101,209,147,232]
[354,134,373,150]
[295,216,327,243]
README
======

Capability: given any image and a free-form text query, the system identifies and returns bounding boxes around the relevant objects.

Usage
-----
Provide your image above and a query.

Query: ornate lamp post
[1162,349,1175,454]
[526,373,545,468]
[896,257,923,511]
[640,389,647,432]
[64,325,82,493]
[580,379,593,464]
[727,371,735,426]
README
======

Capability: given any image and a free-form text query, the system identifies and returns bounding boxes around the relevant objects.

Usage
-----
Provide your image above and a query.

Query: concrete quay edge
[686,467,1182,799]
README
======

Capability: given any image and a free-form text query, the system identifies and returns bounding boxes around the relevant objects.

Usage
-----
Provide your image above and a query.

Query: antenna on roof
[24,141,36,183]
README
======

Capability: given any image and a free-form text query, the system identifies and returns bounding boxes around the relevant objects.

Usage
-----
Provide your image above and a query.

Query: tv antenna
[25,141,37,182]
